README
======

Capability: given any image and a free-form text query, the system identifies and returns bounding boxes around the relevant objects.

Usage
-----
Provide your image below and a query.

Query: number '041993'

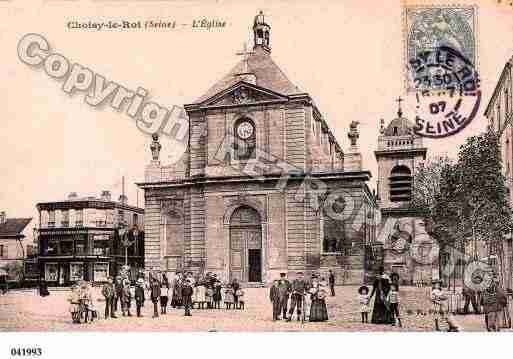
[10,348,42,357]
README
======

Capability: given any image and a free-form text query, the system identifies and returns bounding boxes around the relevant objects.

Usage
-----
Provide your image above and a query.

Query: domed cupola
[383,97,415,137]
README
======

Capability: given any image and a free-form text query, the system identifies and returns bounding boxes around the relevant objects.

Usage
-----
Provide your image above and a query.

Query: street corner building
[36,191,144,285]
[374,106,439,284]
[138,12,381,286]
[0,212,32,279]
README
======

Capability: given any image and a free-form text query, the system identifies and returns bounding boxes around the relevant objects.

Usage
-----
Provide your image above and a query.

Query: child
[387,283,402,327]
[197,282,206,309]
[224,284,234,309]
[206,285,214,309]
[236,288,245,310]
[431,280,461,331]
[160,280,169,315]
[358,285,370,324]
[270,280,281,321]
[80,281,97,323]
[68,284,81,324]
[135,278,145,317]
[213,280,222,309]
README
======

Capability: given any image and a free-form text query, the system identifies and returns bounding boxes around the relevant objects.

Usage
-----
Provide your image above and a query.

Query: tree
[412,156,464,287]
[413,130,513,288]
[457,130,512,285]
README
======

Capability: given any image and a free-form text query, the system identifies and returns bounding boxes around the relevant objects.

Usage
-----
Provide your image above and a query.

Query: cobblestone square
[0,286,494,332]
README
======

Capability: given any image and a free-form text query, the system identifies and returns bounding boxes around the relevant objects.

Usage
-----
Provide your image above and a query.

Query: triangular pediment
[199,81,289,108]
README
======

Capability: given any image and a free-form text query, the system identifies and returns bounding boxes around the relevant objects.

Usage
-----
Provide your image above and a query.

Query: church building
[375,101,438,284]
[138,12,378,284]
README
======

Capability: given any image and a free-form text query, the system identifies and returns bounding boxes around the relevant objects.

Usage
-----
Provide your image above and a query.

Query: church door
[229,206,262,283]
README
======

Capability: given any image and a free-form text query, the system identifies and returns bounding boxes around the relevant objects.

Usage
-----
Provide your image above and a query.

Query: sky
[1,0,512,242]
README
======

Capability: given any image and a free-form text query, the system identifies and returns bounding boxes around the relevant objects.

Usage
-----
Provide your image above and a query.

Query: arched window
[389,165,412,202]
[234,117,256,160]
[320,194,346,254]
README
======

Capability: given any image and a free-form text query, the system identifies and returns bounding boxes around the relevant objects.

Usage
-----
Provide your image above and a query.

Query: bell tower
[253,11,271,52]
[375,98,427,209]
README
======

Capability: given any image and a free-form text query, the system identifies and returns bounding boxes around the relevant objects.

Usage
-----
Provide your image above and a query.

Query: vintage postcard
[1,0,513,355]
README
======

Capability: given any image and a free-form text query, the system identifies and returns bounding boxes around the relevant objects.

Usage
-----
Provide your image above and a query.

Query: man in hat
[182,279,194,317]
[150,275,161,318]
[287,272,309,322]
[269,280,281,321]
[135,278,145,317]
[101,277,116,319]
[277,272,291,320]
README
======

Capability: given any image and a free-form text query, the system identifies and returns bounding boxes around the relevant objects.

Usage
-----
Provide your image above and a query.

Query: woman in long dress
[369,268,392,324]
[309,277,328,322]
[171,274,183,308]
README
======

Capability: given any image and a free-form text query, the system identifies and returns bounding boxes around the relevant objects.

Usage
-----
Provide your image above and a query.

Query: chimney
[118,194,128,205]
[101,190,112,201]
[68,192,78,200]
[0,211,6,224]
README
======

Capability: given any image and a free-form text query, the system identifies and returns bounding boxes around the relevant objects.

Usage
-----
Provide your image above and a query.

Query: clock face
[237,121,254,139]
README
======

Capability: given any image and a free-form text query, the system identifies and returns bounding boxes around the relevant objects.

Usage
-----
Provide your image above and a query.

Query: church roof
[194,46,303,104]
[383,115,415,137]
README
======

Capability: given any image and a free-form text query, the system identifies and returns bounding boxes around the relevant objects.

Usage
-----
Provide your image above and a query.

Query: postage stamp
[404,5,481,138]
[404,5,478,93]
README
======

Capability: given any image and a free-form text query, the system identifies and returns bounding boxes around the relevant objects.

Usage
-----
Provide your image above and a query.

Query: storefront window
[45,263,58,281]
[93,234,110,256]
[93,263,109,282]
[70,263,84,281]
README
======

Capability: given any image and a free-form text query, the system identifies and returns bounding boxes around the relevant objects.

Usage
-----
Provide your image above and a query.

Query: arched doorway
[229,206,262,283]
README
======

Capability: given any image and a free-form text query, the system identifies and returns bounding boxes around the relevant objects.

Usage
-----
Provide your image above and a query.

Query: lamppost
[119,225,136,280]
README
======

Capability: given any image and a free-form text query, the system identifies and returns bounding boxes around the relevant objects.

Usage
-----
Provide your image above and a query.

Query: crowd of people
[359,266,511,332]
[67,271,247,324]
[269,271,329,322]
[63,266,510,331]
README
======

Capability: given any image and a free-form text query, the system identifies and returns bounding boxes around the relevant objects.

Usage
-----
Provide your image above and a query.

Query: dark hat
[358,285,369,294]
[280,272,286,277]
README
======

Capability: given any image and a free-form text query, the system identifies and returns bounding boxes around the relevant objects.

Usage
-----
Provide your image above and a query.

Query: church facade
[138,12,378,284]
